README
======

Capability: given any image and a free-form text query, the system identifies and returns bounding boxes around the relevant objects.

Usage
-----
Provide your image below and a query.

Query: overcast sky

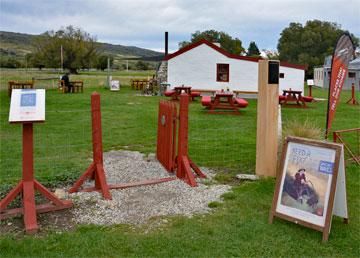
[1,0,359,53]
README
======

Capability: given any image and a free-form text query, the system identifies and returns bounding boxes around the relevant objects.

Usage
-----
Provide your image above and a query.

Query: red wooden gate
[157,100,177,172]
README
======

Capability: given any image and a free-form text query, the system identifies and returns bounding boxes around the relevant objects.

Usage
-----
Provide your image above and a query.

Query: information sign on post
[1,89,72,234]
[9,89,45,123]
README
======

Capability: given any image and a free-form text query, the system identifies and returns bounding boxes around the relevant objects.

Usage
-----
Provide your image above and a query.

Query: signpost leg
[22,123,38,233]
[0,123,73,234]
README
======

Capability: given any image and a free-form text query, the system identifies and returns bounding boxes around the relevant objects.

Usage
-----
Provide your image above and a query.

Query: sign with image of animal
[269,137,348,242]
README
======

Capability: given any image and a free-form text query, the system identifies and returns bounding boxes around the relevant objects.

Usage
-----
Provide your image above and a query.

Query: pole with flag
[325,33,355,139]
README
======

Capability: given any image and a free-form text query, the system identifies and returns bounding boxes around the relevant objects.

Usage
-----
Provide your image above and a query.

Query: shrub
[283,118,323,140]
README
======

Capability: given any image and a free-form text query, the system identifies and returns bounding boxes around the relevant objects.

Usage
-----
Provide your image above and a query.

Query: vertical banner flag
[325,33,355,138]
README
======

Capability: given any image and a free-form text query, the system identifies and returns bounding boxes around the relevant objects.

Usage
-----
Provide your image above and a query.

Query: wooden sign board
[9,89,45,123]
[269,136,348,242]
[110,80,120,91]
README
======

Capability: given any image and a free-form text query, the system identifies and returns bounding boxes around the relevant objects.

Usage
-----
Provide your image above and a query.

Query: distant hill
[0,31,164,62]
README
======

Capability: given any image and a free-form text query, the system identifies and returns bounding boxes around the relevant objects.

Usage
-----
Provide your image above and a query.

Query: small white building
[314,56,360,90]
[159,39,306,93]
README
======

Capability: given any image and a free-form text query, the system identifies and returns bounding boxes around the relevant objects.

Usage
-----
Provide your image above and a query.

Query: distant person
[61,72,73,93]
[294,168,307,203]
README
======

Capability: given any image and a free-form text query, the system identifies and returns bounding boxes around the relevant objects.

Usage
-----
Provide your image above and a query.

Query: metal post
[107,57,110,88]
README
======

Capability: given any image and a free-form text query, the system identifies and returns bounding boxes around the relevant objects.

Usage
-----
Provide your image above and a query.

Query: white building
[314,56,360,90]
[159,39,306,93]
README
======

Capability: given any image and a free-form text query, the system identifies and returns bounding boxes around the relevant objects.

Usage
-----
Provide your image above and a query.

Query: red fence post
[309,85,312,97]
[346,83,359,105]
[69,92,112,199]
[176,92,206,187]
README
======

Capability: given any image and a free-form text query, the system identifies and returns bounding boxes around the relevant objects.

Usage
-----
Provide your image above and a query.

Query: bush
[283,118,323,140]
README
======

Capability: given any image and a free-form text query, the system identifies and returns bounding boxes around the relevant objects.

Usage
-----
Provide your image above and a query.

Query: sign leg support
[0,123,73,234]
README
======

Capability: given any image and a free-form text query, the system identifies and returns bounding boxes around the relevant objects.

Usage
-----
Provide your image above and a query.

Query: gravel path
[69,150,231,225]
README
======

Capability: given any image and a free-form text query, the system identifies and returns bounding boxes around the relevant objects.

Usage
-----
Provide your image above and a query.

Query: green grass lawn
[0,69,359,257]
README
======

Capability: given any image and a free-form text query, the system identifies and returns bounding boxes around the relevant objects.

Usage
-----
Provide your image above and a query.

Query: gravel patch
[69,150,231,225]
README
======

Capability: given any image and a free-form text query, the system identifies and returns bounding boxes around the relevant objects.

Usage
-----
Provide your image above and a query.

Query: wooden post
[346,83,359,105]
[1,123,73,234]
[256,60,279,177]
[176,93,206,186]
[69,92,112,199]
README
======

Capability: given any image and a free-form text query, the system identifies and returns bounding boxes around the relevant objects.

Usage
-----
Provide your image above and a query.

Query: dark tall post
[165,31,168,56]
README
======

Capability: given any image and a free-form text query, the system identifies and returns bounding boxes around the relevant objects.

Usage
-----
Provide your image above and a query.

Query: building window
[216,64,229,82]
[279,73,285,78]
[349,72,356,78]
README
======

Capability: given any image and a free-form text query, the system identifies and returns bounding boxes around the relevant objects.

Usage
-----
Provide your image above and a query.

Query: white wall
[314,67,324,88]
[279,66,305,92]
[168,44,304,93]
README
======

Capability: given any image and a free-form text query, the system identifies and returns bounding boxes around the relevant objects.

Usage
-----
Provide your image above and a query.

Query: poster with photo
[269,137,345,242]
[275,140,336,227]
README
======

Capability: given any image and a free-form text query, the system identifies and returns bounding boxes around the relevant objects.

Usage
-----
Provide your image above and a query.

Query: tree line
[1,21,358,76]
[179,21,359,77]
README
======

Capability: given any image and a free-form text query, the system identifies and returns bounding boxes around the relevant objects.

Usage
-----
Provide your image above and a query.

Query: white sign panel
[9,89,45,123]
[110,80,120,91]
[307,79,314,86]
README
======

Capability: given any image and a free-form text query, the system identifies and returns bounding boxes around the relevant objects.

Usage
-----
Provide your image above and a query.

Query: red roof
[164,39,307,70]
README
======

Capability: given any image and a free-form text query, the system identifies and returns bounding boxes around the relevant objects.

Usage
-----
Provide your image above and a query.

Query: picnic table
[203,91,248,115]
[131,79,149,90]
[164,86,201,101]
[8,81,34,96]
[58,80,84,93]
[280,89,306,107]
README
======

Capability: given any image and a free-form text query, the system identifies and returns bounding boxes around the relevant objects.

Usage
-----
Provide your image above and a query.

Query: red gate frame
[70,92,176,199]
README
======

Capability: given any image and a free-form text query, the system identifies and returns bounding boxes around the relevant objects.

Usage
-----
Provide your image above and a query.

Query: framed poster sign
[269,136,347,242]
[110,80,120,91]
[9,89,45,123]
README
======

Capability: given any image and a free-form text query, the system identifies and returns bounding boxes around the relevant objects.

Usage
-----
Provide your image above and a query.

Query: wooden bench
[234,98,249,108]
[8,81,34,96]
[192,89,217,96]
[201,96,212,106]
[233,90,258,98]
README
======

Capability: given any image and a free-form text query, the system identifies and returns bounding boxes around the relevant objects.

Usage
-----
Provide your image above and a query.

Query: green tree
[135,60,149,70]
[32,25,98,73]
[96,55,114,71]
[179,30,245,55]
[247,41,261,57]
[277,20,359,77]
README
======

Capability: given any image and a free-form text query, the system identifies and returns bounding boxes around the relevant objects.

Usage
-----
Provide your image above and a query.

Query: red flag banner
[325,33,354,137]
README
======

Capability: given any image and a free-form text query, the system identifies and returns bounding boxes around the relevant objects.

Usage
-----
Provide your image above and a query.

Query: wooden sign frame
[9,89,45,123]
[269,136,346,242]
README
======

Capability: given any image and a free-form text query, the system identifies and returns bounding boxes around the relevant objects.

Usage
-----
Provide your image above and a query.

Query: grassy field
[0,69,359,257]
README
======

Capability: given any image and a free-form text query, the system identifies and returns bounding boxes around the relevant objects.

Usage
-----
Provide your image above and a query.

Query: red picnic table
[202,91,248,115]
[279,89,307,107]
[164,86,200,100]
